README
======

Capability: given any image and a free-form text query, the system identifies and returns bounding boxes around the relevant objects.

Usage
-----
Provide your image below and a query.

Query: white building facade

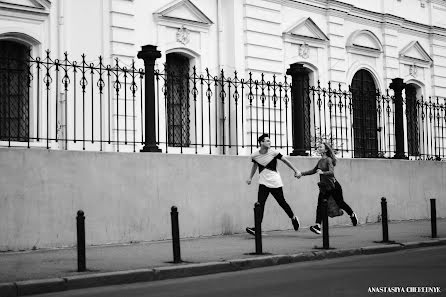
[1,0,446,157]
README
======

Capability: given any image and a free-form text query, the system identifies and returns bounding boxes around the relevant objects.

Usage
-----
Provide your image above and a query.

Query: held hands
[316,169,323,174]
[294,170,302,179]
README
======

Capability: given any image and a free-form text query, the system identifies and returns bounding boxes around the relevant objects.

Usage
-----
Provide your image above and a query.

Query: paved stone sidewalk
[1,219,444,284]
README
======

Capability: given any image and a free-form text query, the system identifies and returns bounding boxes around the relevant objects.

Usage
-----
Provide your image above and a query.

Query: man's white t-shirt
[251,149,283,188]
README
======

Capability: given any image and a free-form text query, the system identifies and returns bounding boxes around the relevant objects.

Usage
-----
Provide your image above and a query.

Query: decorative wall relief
[176,26,190,45]
[299,42,310,59]
[409,64,418,77]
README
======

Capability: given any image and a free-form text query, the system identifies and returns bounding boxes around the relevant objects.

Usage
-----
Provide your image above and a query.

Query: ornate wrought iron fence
[154,67,293,155]
[304,81,446,160]
[0,50,445,160]
[0,51,145,152]
[414,96,446,160]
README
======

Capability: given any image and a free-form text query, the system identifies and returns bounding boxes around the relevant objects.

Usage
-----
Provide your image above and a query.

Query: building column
[138,45,162,152]
[287,63,310,156]
[389,77,406,159]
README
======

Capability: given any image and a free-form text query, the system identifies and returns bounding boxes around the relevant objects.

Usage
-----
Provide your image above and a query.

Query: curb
[15,279,66,297]
[360,243,403,255]
[1,238,445,296]
[64,269,156,291]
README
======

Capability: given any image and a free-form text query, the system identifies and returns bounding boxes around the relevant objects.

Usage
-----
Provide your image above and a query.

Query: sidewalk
[1,219,445,296]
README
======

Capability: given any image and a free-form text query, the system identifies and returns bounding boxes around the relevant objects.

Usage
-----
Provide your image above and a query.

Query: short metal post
[381,197,389,242]
[254,202,262,254]
[431,199,437,238]
[171,206,182,263]
[76,210,86,272]
[322,199,329,249]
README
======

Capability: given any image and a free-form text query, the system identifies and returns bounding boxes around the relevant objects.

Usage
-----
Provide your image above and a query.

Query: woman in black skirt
[300,143,358,234]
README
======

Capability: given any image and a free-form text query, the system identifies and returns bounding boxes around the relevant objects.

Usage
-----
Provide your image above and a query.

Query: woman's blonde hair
[323,142,337,166]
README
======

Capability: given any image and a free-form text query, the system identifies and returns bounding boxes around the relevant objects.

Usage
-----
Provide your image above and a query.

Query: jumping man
[246,134,301,235]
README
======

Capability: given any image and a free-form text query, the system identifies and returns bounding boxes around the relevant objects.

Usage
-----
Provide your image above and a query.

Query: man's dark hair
[258,133,269,145]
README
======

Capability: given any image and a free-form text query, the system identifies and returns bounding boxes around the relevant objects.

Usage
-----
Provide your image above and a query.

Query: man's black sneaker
[351,213,358,226]
[246,227,256,236]
[292,216,300,231]
[310,224,321,234]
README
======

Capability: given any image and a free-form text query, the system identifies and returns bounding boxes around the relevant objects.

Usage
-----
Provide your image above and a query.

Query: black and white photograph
[0,0,445,296]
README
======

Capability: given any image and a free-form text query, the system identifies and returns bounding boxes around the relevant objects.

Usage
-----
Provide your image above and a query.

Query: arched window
[0,40,30,141]
[351,69,378,158]
[165,53,190,147]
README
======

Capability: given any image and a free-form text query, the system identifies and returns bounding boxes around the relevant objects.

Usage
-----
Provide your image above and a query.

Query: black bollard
[322,199,329,249]
[76,210,86,272]
[254,202,262,254]
[381,197,389,242]
[171,206,182,263]
[431,199,437,238]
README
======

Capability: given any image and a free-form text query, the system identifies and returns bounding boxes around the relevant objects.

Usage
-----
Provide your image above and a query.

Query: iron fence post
[287,63,309,156]
[389,78,406,159]
[138,45,162,152]
[76,210,86,272]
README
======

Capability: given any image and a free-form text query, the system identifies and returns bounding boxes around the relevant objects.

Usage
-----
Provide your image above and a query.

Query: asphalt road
[34,246,446,297]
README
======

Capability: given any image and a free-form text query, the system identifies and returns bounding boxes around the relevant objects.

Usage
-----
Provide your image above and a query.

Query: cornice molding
[283,34,328,48]
[154,17,211,32]
[347,30,383,49]
[266,0,446,38]
[284,17,329,39]
[399,40,433,67]
[282,17,329,49]
[399,57,432,68]
[0,0,50,16]
[431,0,446,7]
[346,45,382,58]
[153,0,213,26]
[153,0,212,34]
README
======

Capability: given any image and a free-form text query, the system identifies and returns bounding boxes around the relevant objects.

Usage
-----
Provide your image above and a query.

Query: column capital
[389,77,406,93]
[137,45,162,62]
[286,63,310,77]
